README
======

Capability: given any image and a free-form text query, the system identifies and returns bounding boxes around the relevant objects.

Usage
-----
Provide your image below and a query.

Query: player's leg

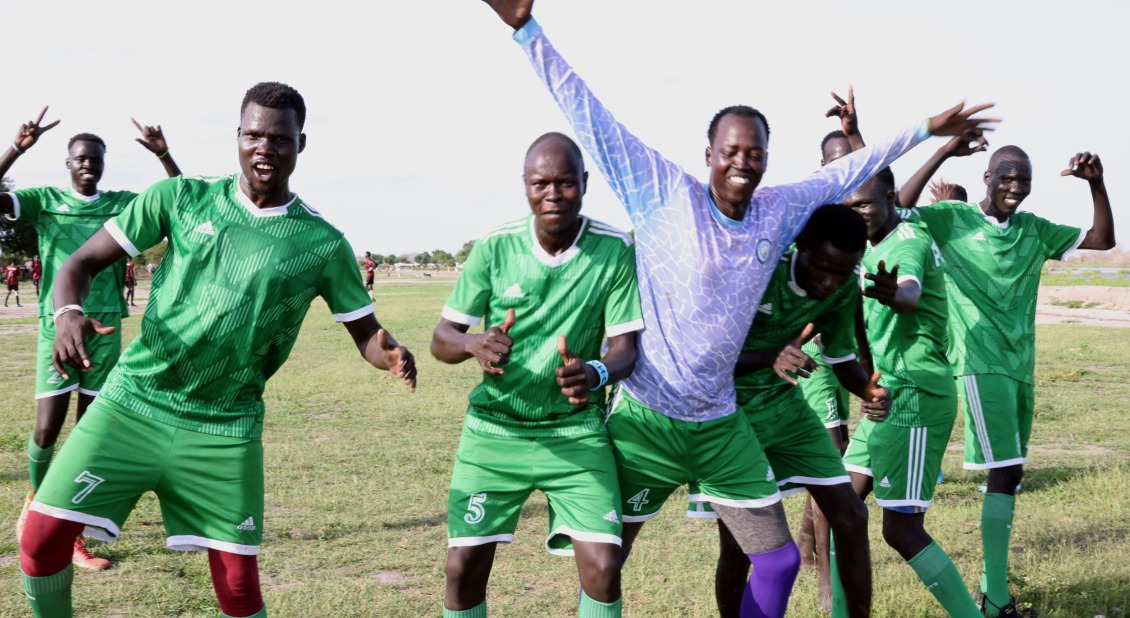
[807,484,869,618]
[209,550,265,618]
[445,425,534,615]
[712,518,750,618]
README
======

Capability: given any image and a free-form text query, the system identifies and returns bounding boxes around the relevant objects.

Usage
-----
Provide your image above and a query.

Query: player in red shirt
[30,256,42,295]
[124,258,137,307]
[364,251,376,300]
[4,260,22,307]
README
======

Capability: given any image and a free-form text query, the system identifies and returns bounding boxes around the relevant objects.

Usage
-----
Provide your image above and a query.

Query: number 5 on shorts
[464,492,488,525]
[72,470,105,505]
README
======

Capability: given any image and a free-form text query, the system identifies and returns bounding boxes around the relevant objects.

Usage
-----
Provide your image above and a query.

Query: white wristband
[52,304,84,325]
[586,360,609,391]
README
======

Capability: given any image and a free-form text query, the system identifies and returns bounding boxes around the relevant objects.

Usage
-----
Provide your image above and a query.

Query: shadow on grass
[1019,573,1130,617]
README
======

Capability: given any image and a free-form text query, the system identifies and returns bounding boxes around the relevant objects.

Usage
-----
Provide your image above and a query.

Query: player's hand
[927,102,1000,138]
[12,106,60,152]
[471,308,515,375]
[482,0,533,30]
[773,323,817,386]
[52,312,116,378]
[860,371,891,422]
[863,260,899,307]
[928,178,959,203]
[825,86,859,138]
[131,118,171,157]
[940,129,988,159]
[1060,152,1103,181]
[377,328,417,392]
[555,335,596,405]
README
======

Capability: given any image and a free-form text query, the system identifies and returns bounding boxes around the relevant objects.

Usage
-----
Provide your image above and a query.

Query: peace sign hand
[825,86,859,138]
[13,106,61,152]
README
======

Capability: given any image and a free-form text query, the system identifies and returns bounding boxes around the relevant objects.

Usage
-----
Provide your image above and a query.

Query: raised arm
[343,316,417,392]
[132,118,183,178]
[825,86,865,152]
[0,106,61,216]
[1061,153,1115,250]
[898,130,987,208]
[51,229,128,375]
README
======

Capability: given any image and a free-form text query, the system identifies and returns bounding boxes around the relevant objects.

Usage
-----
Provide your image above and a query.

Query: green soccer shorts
[607,387,780,523]
[35,313,122,399]
[842,389,957,513]
[446,423,622,556]
[30,397,265,555]
[958,373,1034,470]
[802,374,851,428]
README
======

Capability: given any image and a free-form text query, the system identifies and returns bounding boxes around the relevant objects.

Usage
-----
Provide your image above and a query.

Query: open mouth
[726,175,751,187]
[252,162,276,181]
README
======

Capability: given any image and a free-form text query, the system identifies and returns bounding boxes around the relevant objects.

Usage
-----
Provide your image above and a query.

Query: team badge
[756,238,771,263]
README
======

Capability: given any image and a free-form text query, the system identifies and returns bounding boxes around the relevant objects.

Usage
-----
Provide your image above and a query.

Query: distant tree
[138,241,167,267]
[432,249,455,267]
[415,251,432,266]
[0,176,38,260]
[454,239,475,264]
[384,254,399,265]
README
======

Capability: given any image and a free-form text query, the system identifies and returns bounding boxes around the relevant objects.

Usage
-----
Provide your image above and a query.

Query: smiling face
[237,102,305,207]
[66,140,105,196]
[524,137,587,249]
[794,240,863,301]
[983,155,1032,219]
[705,113,768,219]
[841,177,897,242]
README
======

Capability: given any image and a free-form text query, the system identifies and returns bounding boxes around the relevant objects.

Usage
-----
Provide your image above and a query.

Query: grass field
[1,280,1128,617]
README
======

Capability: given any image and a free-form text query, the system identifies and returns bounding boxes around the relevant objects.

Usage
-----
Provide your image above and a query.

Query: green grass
[1,284,1128,616]
[1048,298,1101,309]
[1041,268,1130,287]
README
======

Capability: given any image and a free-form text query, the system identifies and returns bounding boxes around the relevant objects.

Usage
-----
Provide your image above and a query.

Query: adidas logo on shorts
[237,517,256,531]
[47,371,65,385]
[879,476,891,488]
[603,510,620,524]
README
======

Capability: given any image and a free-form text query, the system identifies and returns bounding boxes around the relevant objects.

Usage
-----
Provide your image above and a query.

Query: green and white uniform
[442,215,642,554]
[4,187,132,397]
[843,220,956,512]
[31,174,372,554]
[801,339,852,428]
[912,201,1083,470]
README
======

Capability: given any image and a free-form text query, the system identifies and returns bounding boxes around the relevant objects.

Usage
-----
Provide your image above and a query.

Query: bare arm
[343,315,417,392]
[52,229,129,376]
[863,261,922,314]
[431,309,515,374]
[556,331,637,405]
[0,106,62,216]
[826,86,865,151]
[831,360,890,421]
[1061,153,1115,250]
[898,131,988,208]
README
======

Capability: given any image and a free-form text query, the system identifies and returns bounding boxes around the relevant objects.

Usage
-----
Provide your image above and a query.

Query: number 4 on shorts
[464,492,488,524]
[627,488,650,512]
[72,470,105,505]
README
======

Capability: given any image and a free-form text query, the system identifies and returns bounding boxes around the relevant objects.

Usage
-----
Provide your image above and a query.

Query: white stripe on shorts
[29,501,121,542]
[448,533,515,547]
[166,535,259,555]
[965,375,995,463]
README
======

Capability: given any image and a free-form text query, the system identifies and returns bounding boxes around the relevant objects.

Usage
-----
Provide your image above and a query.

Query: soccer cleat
[981,595,1038,618]
[73,536,112,570]
[937,470,945,484]
[15,490,33,543]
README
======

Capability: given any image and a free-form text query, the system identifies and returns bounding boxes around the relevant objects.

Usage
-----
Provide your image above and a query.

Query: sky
[2,1,1124,256]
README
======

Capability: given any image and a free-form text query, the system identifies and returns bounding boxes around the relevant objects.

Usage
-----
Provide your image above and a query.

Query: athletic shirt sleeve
[1031,214,1084,261]
[8,187,52,222]
[812,290,860,363]
[603,240,644,337]
[104,178,179,257]
[884,226,930,287]
[319,237,375,323]
[908,202,956,247]
[514,18,687,228]
[442,237,491,326]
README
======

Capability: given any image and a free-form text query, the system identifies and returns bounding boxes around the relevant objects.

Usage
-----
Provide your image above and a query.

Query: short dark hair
[820,130,848,155]
[799,204,868,254]
[988,145,1029,170]
[707,106,770,144]
[526,132,585,170]
[873,167,897,192]
[950,184,968,202]
[68,133,106,151]
[242,82,306,130]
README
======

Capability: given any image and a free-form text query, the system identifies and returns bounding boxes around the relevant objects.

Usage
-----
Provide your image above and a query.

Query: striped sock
[22,565,73,618]
[579,590,621,617]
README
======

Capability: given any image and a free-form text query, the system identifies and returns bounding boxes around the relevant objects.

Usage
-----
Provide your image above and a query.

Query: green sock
[27,436,55,492]
[579,591,621,618]
[22,565,73,618]
[443,600,487,618]
[907,542,981,618]
[222,607,266,618]
[981,492,1015,616]
[829,536,848,618]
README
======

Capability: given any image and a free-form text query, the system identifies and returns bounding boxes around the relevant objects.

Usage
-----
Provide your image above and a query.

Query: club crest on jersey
[756,239,771,263]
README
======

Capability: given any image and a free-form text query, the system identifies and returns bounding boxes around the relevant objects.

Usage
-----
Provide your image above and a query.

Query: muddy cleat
[73,536,111,570]
[15,491,33,543]
[982,595,1038,618]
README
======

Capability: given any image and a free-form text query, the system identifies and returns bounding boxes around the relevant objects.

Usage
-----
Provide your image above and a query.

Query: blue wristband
[586,360,609,391]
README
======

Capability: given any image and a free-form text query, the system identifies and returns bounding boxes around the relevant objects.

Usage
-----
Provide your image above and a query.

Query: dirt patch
[372,570,406,585]
[1036,286,1130,327]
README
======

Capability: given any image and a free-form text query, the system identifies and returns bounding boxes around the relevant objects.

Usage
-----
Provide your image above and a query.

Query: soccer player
[841,168,983,616]
[689,204,891,618]
[432,132,642,618]
[19,81,418,618]
[4,259,21,307]
[898,139,1115,616]
[483,1,997,614]
[123,257,136,307]
[31,256,43,295]
[364,250,376,299]
[2,108,182,570]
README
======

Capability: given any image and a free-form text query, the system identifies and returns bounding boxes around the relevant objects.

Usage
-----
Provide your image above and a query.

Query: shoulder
[583,217,634,247]
[478,216,529,245]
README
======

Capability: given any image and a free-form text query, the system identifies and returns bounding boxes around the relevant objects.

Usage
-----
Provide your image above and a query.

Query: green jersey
[98,175,372,439]
[861,219,952,426]
[736,249,859,424]
[442,215,643,438]
[912,201,1083,383]
[6,187,133,317]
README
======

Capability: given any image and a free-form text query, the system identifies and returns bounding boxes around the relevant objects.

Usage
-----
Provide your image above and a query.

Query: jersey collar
[234,176,296,217]
[972,201,1011,229]
[529,215,588,267]
[704,184,745,229]
[787,249,807,297]
[68,187,101,202]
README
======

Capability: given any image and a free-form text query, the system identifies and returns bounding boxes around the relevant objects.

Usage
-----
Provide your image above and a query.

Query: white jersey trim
[843,463,873,477]
[30,501,121,541]
[442,305,482,326]
[529,217,587,267]
[1059,228,1088,261]
[687,492,782,509]
[167,535,259,555]
[962,457,1027,471]
[875,497,932,509]
[778,487,807,499]
[234,176,294,217]
[545,526,621,556]
[448,534,514,547]
[821,352,857,365]
[778,475,852,487]
[35,384,80,400]
[3,193,20,220]
[606,318,645,337]
[587,221,634,246]
[105,219,141,257]
[622,511,661,523]
[787,251,807,297]
[822,420,845,428]
[333,304,375,323]
[77,387,100,397]
[896,274,921,286]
